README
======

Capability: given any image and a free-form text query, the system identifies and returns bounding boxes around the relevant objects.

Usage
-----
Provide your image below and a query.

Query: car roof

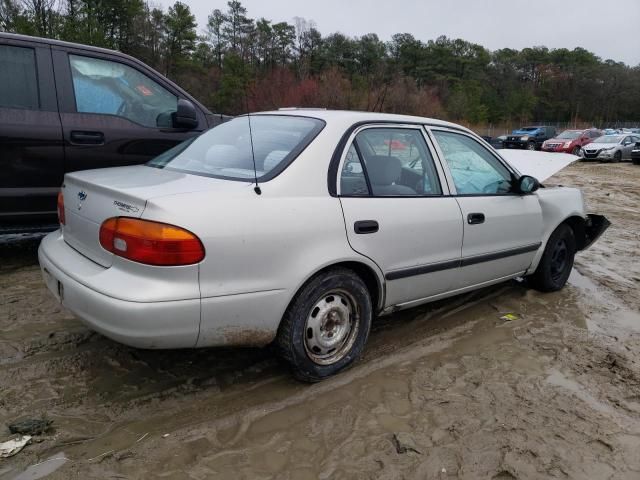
[0,32,135,60]
[251,109,473,134]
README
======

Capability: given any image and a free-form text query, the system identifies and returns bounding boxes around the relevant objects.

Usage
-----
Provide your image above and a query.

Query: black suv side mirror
[516,175,540,194]
[172,99,198,129]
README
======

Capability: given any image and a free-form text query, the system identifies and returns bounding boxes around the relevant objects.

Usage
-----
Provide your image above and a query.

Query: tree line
[2,0,639,125]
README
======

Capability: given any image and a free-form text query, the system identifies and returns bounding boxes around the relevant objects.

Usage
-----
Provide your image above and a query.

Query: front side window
[0,45,39,109]
[350,128,442,196]
[148,115,324,181]
[432,130,512,195]
[69,55,178,128]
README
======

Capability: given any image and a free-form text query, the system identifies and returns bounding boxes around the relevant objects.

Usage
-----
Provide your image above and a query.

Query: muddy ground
[1,162,640,480]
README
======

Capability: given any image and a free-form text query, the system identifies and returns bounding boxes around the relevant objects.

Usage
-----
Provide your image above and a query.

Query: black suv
[502,126,557,151]
[0,33,227,233]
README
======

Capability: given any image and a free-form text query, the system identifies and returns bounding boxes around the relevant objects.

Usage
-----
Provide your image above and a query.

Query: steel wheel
[304,289,359,365]
[549,238,568,282]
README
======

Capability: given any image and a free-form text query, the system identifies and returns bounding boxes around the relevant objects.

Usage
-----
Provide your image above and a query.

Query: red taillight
[99,217,205,266]
[57,191,65,225]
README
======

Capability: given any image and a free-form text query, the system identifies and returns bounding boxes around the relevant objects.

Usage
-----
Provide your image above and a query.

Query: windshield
[518,127,538,132]
[557,130,581,140]
[593,135,622,144]
[148,115,325,181]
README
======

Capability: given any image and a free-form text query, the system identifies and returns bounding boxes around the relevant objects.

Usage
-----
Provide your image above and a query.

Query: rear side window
[0,45,39,109]
[69,55,178,128]
[148,115,325,181]
[340,144,370,196]
[349,128,442,196]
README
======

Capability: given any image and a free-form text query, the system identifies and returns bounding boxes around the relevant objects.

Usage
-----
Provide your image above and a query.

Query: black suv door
[0,38,63,223]
[51,46,206,174]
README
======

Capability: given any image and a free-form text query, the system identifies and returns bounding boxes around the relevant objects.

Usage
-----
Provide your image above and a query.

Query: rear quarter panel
[141,176,382,347]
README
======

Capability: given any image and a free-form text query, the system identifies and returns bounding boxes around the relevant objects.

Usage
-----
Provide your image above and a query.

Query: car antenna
[244,89,261,195]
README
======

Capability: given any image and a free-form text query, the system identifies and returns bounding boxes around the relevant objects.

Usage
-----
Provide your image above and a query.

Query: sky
[160,0,640,66]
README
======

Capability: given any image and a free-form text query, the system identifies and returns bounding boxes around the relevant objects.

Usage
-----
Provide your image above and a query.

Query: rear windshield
[557,130,581,139]
[147,115,325,181]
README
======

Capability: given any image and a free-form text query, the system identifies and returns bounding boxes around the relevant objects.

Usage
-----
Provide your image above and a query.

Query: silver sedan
[39,110,609,381]
[581,134,640,162]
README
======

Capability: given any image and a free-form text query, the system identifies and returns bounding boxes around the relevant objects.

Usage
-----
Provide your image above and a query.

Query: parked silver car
[581,134,640,162]
[39,110,609,381]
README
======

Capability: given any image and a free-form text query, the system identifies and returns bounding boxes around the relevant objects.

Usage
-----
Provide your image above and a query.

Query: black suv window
[0,45,39,109]
[69,55,178,128]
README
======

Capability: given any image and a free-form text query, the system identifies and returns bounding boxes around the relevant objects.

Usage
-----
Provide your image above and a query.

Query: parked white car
[39,110,609,381]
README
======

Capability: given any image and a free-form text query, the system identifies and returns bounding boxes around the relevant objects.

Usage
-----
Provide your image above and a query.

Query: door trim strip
[385,242,542,280]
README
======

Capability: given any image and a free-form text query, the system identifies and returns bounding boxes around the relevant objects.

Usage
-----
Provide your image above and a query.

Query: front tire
[612,151,622,163]
[529,224,576,292]
[276,268,372,382]
[526,141,537,151]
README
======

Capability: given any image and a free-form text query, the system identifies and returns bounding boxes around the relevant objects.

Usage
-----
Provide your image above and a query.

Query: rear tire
[276,268,372,382]
[571,146,581,156]
[633,158,640,166]
[529,224,576,292]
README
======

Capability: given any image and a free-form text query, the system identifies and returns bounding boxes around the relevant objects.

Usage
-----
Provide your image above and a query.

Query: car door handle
[467,213,485,225]
[354,220,379,234]
[70,131,105,145]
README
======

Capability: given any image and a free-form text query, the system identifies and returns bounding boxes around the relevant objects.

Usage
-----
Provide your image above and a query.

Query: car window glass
[0,45,39,109]
[354,128,441,196]
[69,55,178,128]
[432,130,512,195]
[148,115,324,181]
[340,144,370,196]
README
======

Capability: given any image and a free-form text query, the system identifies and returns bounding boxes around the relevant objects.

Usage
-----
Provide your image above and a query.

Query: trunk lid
[62,165,245,267]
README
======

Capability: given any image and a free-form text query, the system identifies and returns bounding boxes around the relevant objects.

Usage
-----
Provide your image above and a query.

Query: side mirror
[172,99,198,129]
[517,175,539,194]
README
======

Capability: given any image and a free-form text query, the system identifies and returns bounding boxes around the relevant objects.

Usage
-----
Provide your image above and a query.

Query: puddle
[9,454,68,480]
[546,369,618,417]
[569,269,640,335]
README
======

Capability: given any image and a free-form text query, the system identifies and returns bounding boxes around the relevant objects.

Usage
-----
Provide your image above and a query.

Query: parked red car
[541,129,601,155]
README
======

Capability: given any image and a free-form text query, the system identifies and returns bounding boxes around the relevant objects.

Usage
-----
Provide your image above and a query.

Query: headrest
[366,155,402,185]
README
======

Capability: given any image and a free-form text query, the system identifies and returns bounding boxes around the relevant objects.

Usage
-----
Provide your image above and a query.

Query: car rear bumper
[38,231,201,349]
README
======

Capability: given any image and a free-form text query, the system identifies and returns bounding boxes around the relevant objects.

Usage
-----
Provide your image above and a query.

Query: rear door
[338,125,463,308]
[51,47,206,174]
[429,128,543,289]
[0,38,63,222]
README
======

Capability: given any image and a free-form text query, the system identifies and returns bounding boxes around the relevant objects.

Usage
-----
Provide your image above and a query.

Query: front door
[0,40,63,222]
[430,128,543,289]
[52,49,203,175]
[338,125,463,308]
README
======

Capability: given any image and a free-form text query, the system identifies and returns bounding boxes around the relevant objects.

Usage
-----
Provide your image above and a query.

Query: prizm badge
[113,200,140,214]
